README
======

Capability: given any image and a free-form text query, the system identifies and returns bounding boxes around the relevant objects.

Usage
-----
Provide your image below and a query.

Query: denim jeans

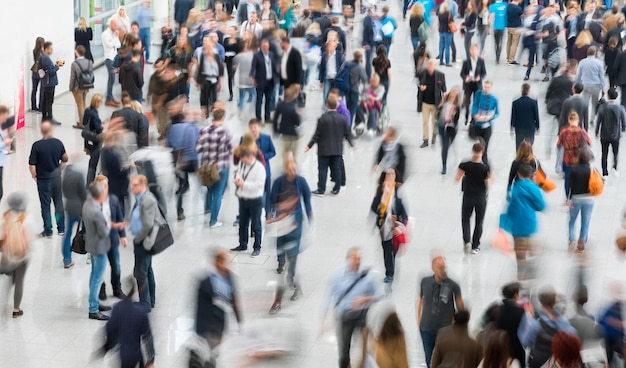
[438,126,457,170]
[411,37,420,50]
[569,197,594,244]
[133,243,155,309]
[63,214,80,266]
[317,155,342,192]
[139,28,151,60]
[420,328,439,368]
[365,47,375,79]
[277,223,302,283]
[563,164,572,198]
[37,177,65,235]
[238,197,263,250]
[107,239,122,291]
[238,87,255,111]
[323,79,335,105]
[464,31,474,61]
[205,168,229,225]
[31,72,43,111]
[89,253,108,313]
[347,91,360,127]
[439,32,452,65]
[105,59,116,102]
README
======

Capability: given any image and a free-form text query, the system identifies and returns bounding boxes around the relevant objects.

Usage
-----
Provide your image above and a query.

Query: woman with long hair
[572,29,594,62]
[507,140,538,188]
[551,332,584,367]
[477,0,490,56]
[438,87,461,175]
[372,45,391,102]
[479,330,521,367]
[567,148,594,252]
[409,4,426,50]
[224,26,241,102]
[463,1,478,61]
[359,300,409,367]
[83,94,104,185]
[75,17,94,61]
[438,2,454,66]
[110,6,131,39]
[31,37,45,111]
[277,0,294,32]
[370,168,408,283]
[166,35,194,98]
[186,8,204,49]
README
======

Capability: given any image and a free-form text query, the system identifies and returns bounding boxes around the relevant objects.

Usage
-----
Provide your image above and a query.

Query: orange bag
[535,167,556,192]
[588,168,604,196]
[489,229,513,257]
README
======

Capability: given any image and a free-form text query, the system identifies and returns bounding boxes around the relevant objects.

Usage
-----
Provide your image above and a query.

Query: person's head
[521,83,531,97]
[609,36,619,51]
[577,147,591,164]
[260,39,270,53]
[331,16,340,25]
[109,19,119,32]
[346,247,362,272]
[121,91,132,107]
[143,0,151,7]
[353,50,363,63]
[326,94,338,110]
[445,87,460,104]
[212,107,226,123]
[43,41,53,55]
[130,100,143,113]
[250,10,258,23]
[453,310,470,326]
[538,285,557,310]
[248,119,261,138]
[34,37,45,52]
[552,332,583,366]
[587,45,597,57]
[89,180,107,203]
[381,168,397,187]
[427,58,437,74]
[469,43,479,58]
[117,6,126,17]
[517,163,534,179]
[93,175,110,196]
[608,87,619,101]
[0,105,9,123]
[131,49,142,62]
[215,0,224,11]
[573,284,588,306]
[89,93,104,110]
[263,0,271,10]
[131,175,148,195]
[75,45,86,58]
[280,36,291,50]
[411,2,424,17]
[239,148,256,165]
[483,330,511,367]
[502,282,521,300]
[383,126,397,143]
[439,1,449,13]
[382,5,390,15]
[77,17,88,31]
[179,24,189,37]
[376,44,387,59]
[572,82,584,94]
[284,84,299,102]
[370,74,380,88]
[212,248,230,273]
[131,21,140,36]
[432,256,447,280]
[302,8,311,18]
[515,140,535,163]
[483,80,492,95]
[472,142,484,156]
[568,110,580,126]
[40,120,53,137]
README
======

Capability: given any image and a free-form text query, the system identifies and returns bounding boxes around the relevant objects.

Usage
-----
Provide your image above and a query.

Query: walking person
[374,127,407,183]
[567,149,595,253]
[31,37,45,112]
[102,19,122,107]
[193,38,223,116]
[575,46,605,123]
[61,153,87,269]
[477,0,490,56]
[431,310,483,367]
[595,87,626,177]
[489,0,508,64]
[439,88,461,175]
[511,83,540,149]
[462,2,478,61]
[559,83,588,131]
[83,94,105,186]
[119,50,144,103]
[409,4,427,51]
[505,0,523,65]
[372,45,391,103]
[29,120,67,238]
[370,168,408,284]
[472,80,499,164]
[273,84,301,156]
[0,106,13,200]
[460,44,486,125]
[40,41,65,124]
[75,17,94,61]
[418,59,447,148]
[358,300,410,368]
[268,156,313,314]
[69,46,94,129]
[456,142,492,254]
[136,0,154,63]
[319,39,344,104]
[438,2,454,67]
[557,111,592,197]
[250,39,279,123]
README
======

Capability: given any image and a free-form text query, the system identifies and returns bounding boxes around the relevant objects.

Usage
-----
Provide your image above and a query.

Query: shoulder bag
[144,203,174,255]
[579,129,594,161]
[71,220,87,254]
[335,268,371,321]
[448,13,458,33]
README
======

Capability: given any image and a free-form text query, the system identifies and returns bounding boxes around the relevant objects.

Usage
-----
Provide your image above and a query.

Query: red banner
[16,57,25,129]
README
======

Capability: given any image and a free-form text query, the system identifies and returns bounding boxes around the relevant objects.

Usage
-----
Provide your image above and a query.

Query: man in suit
[83,180,120,320]
[305,95,354,196]
[92,175,128,302]
[129,174,159,310]
[250,39,278,122]
[40,41,64,124]
[319,40,345,104]
[511,83,540,149]
[559,83,589,131]
[279,37,303,90]
[362,8,382,79]
[460,44,487,125]
[431,310,483,368]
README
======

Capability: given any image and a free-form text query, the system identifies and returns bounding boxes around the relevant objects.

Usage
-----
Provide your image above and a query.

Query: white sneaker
[464,243,471,254]
[209,222,223,229]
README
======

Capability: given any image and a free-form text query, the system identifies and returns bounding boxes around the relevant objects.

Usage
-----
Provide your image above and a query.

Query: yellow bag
[588,168,604,196]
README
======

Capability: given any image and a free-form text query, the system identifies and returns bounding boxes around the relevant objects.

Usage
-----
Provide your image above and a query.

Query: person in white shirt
[240,11,263,41]
[230,149,266,257]
[101,20,122,107]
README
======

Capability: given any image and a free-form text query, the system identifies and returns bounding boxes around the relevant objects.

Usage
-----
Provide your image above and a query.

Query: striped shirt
[195,123,233,170]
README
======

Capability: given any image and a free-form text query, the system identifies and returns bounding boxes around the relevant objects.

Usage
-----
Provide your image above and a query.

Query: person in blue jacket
[248,119,276,213]
[471,80,499,164]
[40,41,65,124]
[506,163,545,281]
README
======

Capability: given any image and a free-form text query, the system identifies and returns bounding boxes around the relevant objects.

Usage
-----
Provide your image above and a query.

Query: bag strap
[335,268,370,308]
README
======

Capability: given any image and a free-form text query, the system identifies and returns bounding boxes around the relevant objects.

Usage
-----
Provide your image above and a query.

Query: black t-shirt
[372,58,391,83]
[29,138,66,179]
[438,11,452,33]
[569,164,591,196]
[422,72,436,105]
[419,276,462,331]
[459,160,490,196]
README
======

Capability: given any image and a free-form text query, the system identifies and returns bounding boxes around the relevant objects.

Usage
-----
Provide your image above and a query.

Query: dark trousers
[601,138,620,175]
[347,91,360,127]
[462,194,487,249]
[31,72,43,111]
[493,30,504,62]
[523,36,537,77]
[439,126,457,170]
[133,243,155,309]
[200,80,218,111]
[37,177,65,235]
[238,197,263,250]
[0,167,4,201]
[365,47,374,79]
[255,82,274,120]
[105,241,122,291]
[515,130,535,150]
[381,238,395,277]
[462,82,480,122]
[621,85,626,109]
[420,328,439,368]
[87,146,100,186]
[567,36,576,60]
[225,56,235,97]
[476,125,492,164]
[42,86,56,120]
[176,163,196,215]
[317,155,342,192]
[337,314,367,368]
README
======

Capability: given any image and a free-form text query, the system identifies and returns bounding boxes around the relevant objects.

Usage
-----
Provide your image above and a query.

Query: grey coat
[62,165,87,216]
[132,191,159,245]
[82,198,111,255]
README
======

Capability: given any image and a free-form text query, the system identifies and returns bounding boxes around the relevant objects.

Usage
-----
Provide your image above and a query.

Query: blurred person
[319,38,344,104]
[417,59,447,148]
[102,19,122,107]
[506,0,523,65]
[321,247,383,368]
[322,16,347,53]
[612,37,626,108]
[273,84,301,156]
[572,30,594,62]
[489,0,508,64]
[437,2,454,66]
[193,37,223,116]
[0,192,35,318]
[373,127,406,183]
[605,36,621,89]
[506,163,546,281]
[557,110,592,198]
[416,255,464,368]
[136,0,154,62]
[564,3,581,60]
[550,332,584,368]
[129,175,159,310]
[370,168,408,284]
[431,310,482,367]
[518,286,578,368]
[31,37,45,112]
[569,285,603,347]
[74,17,93,63]
[456,142,491,254]
[166,35,194,98]
[380,6,397,54]
[438,88,461,175]
[460,44,487,125]
[83,180,118,320]
[268,156,313,314]
[355,75,385,135]
[462,2,478,61]
[520,3,539,81]
[250,39,279,123]
[359,300,409,368]
[29,120,67,238]
[175,0,194,28]
[237,0,262,24]
[100,130,131,225]
[260,0,278,30]
[575,46,605,122]
[595,87,626,177]
[232,41,256,112]
[507,141,539,193]
[279,36,303,91]
[103,277,155,368]
[277,0,295,31]
[471,80,499,164]
[346,51,369,126]
[147,59,169,137]
[83,94,104,185]
[372,45,391,103]
[409,4,426,50]
[111,92,149,149]
[111,6,131,36]
[240,10,263,40]
[477,0,490,56]
[479,330,521,367]
[40,41,64,124]
[93,175,127,302]
[567,149,595,253]
[0,106,13,199]
[511,83,540,149]
[195,107,234,228]
[305,95,353,196]
[328,88,351,128]
[61,153,87,269]
[546,60,576,142]
[69,46,94,129]
[120,50,144,103]
[224,26,240,102]
[599,283,625,366]
[558,83,588,131]
[247,119,276,214]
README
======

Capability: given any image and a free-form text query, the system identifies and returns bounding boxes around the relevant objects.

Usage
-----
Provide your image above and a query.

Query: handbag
[197,162,221,186]
[71,221,87,254]
[579,129,594,161]
[468,119,478,139]
[448,14,458,33]
[588,167,604,196]
[144,204,174,255]
[534,161,556,192]
[392,220,409,255]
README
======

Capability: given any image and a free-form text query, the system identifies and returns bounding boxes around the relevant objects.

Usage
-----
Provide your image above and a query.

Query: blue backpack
[335,62,357,94]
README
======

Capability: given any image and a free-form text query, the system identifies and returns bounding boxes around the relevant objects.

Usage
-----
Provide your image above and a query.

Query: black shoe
[331,189,340,195]
[312,189,325,196]
[113,289,126,299]
[177,213,186,221]
[88,312,109,321]
[99,285,107,301]
[441,168,447,175]
[98,305,112,312]
[269,301,281,314]
[12,309,23,318]
[230,245,248,252]
[228,95,233,101]
[420,140,429,148]
[523,75,529,81]
[541,65,547,73]
[276,264,285,274]
[51,119,62,125]
[39,231,53,239]
[542,76,549,82]
[146,60,154,64]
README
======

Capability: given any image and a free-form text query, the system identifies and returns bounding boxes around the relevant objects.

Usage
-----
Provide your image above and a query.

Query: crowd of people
[2,0,626,366]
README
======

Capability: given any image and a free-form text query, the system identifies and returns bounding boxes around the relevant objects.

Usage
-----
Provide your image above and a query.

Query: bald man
[416,256,464,368]
[29,119,68,238]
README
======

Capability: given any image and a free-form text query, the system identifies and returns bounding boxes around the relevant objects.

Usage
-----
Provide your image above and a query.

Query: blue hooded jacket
[507,178,545,237]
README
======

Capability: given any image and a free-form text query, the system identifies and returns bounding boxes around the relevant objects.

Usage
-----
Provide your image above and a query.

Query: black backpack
[528,318,558,368]
[77,61,95,90]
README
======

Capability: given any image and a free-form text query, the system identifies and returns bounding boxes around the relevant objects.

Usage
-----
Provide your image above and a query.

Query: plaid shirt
[195,123,233,170]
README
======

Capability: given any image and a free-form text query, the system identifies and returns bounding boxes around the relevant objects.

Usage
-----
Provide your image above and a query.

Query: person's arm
[136,68,144,88]
[60,152,69,168]
[455,168,465,181]
[300,177,313,222]
[510,101,516,130]
[416,296,424,328]
[135,196,157,243]
[265,136,276,160]
[273,105,282,135]
[305,120,322,151]
[534,99,540,132]
[507,161,518,188]
[595,106,603,136]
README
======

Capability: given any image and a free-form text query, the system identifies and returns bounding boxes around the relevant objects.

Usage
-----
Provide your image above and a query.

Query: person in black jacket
[119,50,144,103]
[83,94,105,185]
[250,39,279,122]
[100,133,131,216]
[174,0,194,27]
[595,88,626,176]
[111,93,149,149]
[61,153,87,269]
[305,95,353,196]
[559,83,588,131]
[613,43,626,109]
[417,59,447,148]
[460,44,486,125]
[279,37,303,90]
[273,84,301,157]
[374,127,406,183]
[511,83,540,149]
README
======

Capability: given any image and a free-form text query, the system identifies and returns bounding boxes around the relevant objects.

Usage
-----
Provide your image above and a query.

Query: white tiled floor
[2,5,626,368]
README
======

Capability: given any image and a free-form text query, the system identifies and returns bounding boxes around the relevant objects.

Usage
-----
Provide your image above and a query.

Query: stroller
[352,89,390,138]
